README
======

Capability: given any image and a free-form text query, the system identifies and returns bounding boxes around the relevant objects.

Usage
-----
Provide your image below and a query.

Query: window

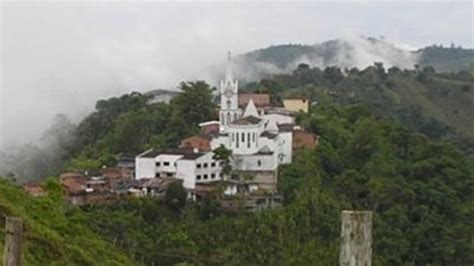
[252,133,256,142]
[236,133,239,148]
[232,133,234,142]
[174,162,177,167]
[197,175,202,180]
[221,113,225,124]
[219,173,224,178]
[155,173,160,178]
[211,173,216,179]
[258,160,262,167]
[163,161,170,166]
[247,133,251,148]
[226,100,231,109]
[211,162,216,167]
[166,173,173,177]
[219,161,224,166]
[155,162,161,167]
[203,163,208,168]
[227,112,231,124]
[241,132,245,142]
[197,163,201,168]
[203,174,208,180]
[234,113,238,121]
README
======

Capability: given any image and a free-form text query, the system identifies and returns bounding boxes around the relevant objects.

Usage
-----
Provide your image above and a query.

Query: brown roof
[293,130,318,149]
[100,167,132,179]
[238,94,270,108]
[60,173,87,195]
[23,181,47,197]
[231,116,262,125]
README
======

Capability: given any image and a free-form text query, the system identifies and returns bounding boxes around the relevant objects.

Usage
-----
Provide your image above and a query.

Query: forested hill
[236,38,474,77]
[1,91,473,264]
[242,63,474,152]
[0,69,473,264]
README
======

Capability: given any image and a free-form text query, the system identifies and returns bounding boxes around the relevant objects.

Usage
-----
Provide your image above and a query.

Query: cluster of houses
[24,53,318,210]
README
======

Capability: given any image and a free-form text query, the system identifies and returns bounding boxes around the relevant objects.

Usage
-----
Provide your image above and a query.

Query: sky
[1,0,473,148]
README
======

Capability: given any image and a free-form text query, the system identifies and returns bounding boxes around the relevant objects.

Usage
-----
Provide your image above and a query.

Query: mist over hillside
[232,37,473,82]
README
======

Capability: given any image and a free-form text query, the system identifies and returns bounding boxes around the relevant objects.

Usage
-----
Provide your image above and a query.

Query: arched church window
[257,160,261,167]
[227,112,231,125]
[221,113,225,125]
[247,133,251,148]
[233,113,238,121]
[227,100,231,109]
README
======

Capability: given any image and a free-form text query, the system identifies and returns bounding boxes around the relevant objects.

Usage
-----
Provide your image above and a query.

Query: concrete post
[339,210,373,266]
[3,217,23,266]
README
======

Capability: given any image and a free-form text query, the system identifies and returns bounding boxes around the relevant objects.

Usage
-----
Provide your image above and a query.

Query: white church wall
[233,154,277,171]
[228,126,261,155]
[277,131,293,164]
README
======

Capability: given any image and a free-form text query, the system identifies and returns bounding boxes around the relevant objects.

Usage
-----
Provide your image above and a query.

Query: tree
[212,145,232,176]
[170,81,216,127]
[165,181,187,210]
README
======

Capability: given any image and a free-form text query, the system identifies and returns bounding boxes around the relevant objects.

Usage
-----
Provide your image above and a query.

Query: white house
[135,148,223,190]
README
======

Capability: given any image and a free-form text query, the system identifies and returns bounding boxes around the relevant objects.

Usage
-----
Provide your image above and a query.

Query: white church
[135,53,297,197]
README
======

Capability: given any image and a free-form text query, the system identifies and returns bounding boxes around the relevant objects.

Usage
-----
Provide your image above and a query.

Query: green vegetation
[0,179,135,265]
[1,63,472,265]
[67,81,216,172]
[243,63,474,154]
[70,101,472,265]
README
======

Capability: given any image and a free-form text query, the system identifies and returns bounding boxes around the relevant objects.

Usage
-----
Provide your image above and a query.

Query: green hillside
[242,64,474,152]
[418,46,474,72]
[0,179,136,265]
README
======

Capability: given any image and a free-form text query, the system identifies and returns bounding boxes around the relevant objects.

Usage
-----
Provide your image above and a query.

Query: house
[60,172,87,196]
[135,148,224,191]
[283,98,309,113]
[199,121,220,135]
[293,129,319,150]
[115,153,136,169]
[23,181,46,197]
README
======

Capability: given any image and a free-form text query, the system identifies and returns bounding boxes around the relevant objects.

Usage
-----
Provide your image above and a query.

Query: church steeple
[225,51,233,84]
[219,51,240,132]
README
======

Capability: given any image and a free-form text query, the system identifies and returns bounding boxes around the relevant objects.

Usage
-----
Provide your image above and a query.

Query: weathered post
[339,210,373,266]
[3,217,23,266]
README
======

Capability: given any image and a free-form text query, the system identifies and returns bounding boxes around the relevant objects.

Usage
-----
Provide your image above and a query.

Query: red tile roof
[238,94,270,108]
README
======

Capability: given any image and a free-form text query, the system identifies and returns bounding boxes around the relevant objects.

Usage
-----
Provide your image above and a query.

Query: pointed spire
[266,119,279,133]
[225,51,233,83]
[243,98,259,117]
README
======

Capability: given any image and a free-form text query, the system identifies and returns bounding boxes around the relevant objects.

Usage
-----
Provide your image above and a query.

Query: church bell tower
[219,52,240,131]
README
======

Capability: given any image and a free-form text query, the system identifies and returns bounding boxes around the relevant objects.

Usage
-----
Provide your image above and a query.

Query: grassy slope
[0,180,136,265]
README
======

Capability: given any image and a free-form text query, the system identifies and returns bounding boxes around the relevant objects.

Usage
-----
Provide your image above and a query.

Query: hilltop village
[24,54,318,210]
